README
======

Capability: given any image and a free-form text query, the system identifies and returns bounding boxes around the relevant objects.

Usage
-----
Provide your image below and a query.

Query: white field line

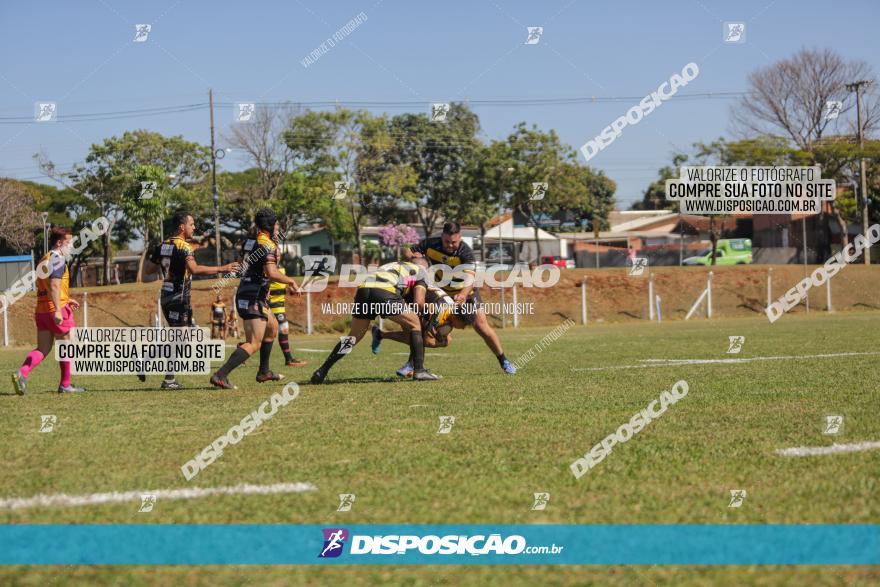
[0,481,316,511]
[572,351,880,372]
[295,348,331,353]
[776,441,880,457]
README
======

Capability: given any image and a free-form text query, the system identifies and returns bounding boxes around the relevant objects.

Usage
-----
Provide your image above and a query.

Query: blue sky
[1,0,877,207]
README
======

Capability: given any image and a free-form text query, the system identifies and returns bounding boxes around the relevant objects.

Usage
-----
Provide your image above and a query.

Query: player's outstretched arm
[186,257,240,276]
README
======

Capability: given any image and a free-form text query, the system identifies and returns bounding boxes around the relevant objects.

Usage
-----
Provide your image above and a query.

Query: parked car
[682,238,753,265]
[540,255,575,269]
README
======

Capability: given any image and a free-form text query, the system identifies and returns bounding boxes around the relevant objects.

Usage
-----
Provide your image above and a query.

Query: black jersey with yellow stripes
[150,236,193,303]
[358,261,428,296]
[268,267,287,313]
[238,230,278,298]
[409,236,476,292]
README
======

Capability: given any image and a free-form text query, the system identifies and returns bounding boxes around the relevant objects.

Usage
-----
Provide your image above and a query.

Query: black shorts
[161,300,193,327]
[353,287,407,320]
[235,285,270,321]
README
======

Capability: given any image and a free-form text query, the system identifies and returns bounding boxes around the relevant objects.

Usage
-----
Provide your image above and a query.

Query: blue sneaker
[501,359,517,375]
[396,362,414,378]
[371,325,382,354]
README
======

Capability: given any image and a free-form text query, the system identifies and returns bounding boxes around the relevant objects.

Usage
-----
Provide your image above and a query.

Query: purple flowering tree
[379,223,420,260]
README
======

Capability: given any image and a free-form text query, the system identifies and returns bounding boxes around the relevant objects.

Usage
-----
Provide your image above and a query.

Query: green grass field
[1,312,878,585]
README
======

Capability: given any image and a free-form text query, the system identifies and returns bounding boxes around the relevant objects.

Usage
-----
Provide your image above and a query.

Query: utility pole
[209,89,220,265]
[847,80,871,264]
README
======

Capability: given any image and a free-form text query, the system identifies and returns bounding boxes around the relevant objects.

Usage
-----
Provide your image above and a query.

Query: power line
[0,91,752,124]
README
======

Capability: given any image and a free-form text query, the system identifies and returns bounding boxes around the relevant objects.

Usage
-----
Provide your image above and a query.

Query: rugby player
[370,283,476,376]
[210,209,302,390]
[310,261,441,384]
[142,211,239,389]
[268,267,307,367]
[12,227,85,394]
[404,221,517,374]
[211,293,226,339]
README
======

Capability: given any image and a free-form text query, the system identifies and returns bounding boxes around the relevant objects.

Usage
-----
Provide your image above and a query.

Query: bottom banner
[1,524,877,565]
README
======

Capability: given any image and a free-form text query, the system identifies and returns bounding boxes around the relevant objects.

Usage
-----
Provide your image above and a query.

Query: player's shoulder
[169,237,192,253]
[256,232,276,249]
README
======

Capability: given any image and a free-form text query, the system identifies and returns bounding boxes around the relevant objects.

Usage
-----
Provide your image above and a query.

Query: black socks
[258,340,273,374]
[216,347,249,380]
[497,353,508,366]
[410,330,425,371]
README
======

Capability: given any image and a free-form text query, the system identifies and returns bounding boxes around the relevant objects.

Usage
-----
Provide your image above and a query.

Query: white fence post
[82,291,89,328]
[581,277,588,325]
[655,295,662,323]
[826,278,833,312]
[767,268,773,308]
[306,290,313,335]
[512,282,519,328]
[648,273,655,321]
[707,271,713,319]
[2,296,8,347]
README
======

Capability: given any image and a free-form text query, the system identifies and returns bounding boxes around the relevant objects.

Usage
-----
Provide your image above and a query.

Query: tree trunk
[709,215,718,266]
[479,223,486,263]
[102,230,111,286]
[830,203,850,250]
[136,227,149,283]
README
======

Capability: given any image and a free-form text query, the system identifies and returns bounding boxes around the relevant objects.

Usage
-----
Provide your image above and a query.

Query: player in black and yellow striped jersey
[210,209,304,390]
[268,267,306,367]
[310,261,441,384]
[143,211,239,389]
[405,221,516,375]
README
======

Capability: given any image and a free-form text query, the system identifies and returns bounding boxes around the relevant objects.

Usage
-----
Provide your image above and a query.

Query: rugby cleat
[413,369,441,381]
[395,362,414,378]
[285,358,307,367]
[310,369,327,385]
[137,373,146,383]
[161,379,183,390]
[256,371,284,383]
[210,375,237,390]
[57,384,86,394]
[370,325,382,354]
[501,359,517,375]
[11,372,26,396]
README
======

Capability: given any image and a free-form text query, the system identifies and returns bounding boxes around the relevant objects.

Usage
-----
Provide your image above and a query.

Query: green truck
[682,238,753,266]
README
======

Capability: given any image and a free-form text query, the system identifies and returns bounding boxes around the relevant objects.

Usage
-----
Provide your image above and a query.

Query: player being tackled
[310,261,441,384]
